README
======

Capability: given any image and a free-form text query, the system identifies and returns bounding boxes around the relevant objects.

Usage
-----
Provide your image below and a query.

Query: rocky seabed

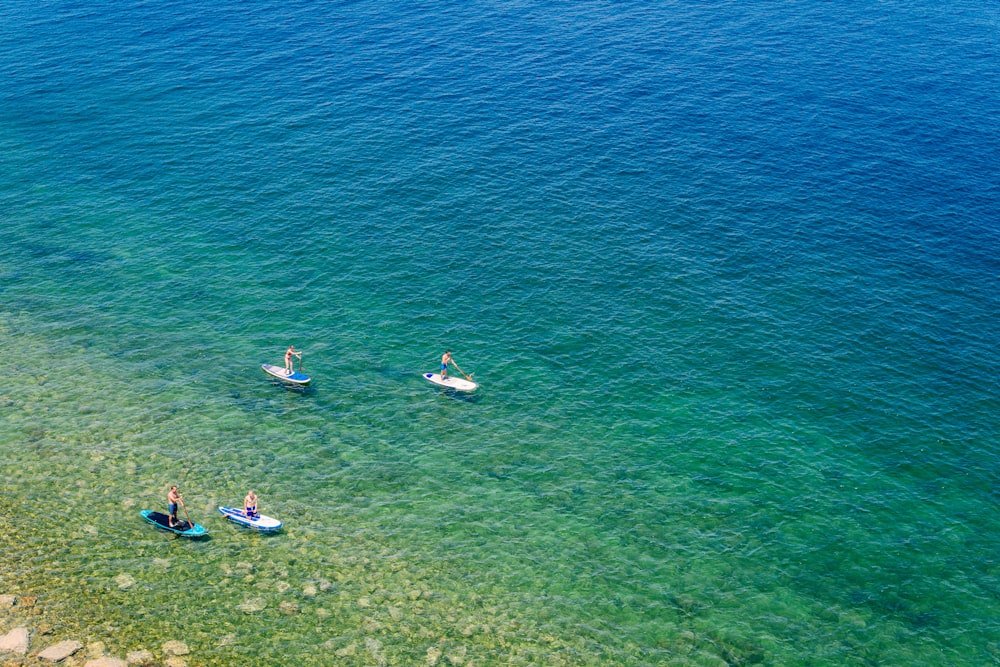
[0,595,191,667]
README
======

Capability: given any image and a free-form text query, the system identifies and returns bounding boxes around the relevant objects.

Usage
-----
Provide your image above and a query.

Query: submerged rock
[446,645,468,666]
[125,648,155,665]
[115,573,137,590]
[332,643,356,657]
[365,638,386,667]
[84,658,127,667]
[0,627,29,655]
[161,640,189,656]
[362,617,384,633]
[37,639,84,662]
[0,595,16,608]
[237,597,267,614]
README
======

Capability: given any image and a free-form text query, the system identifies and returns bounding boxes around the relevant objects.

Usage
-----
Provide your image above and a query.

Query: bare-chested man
[440,351,454,380]
[167,485,184,528]
[244,490,258,519]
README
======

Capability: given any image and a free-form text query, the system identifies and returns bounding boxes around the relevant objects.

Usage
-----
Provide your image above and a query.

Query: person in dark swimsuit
[440,350,453,380]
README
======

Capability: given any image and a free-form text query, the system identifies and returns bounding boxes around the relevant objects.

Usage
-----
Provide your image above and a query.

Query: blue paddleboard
[141,510,208,537]
[261,363,311,384]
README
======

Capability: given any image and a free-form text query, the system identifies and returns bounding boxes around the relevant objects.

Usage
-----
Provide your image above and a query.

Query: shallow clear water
[1,1,998,665]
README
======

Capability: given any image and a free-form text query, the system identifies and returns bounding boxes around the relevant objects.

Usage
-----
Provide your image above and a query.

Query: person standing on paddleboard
[284,345,302,375]
[167,485,184,528]
[441,351,455,380]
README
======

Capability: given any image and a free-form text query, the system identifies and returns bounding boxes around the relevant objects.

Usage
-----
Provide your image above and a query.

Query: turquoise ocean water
[1,1,998,665]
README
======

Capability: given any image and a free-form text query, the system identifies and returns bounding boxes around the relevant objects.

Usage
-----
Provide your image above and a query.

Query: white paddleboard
[219,506,283,531]
[261,363,311,384]
[423,373,478,392]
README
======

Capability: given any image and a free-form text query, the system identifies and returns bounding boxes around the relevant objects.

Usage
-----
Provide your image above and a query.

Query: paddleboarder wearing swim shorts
[441,351,453,380]
[167,485,183,528]
[244,490,259,519]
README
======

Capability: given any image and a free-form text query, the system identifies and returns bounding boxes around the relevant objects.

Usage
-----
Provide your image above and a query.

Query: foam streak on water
[1,1,998,665]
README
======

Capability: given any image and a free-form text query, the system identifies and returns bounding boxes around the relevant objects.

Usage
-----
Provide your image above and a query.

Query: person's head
[171,485,177,492]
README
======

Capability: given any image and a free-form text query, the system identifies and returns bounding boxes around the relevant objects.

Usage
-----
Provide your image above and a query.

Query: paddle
[450,360,473,382]
[181,501,195,533]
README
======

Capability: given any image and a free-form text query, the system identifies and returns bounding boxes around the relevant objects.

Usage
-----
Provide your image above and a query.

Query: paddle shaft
[450,360,472,381]
[181,502,194,531]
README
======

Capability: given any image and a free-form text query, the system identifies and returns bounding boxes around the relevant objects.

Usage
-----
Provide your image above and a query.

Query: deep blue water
[1,1,998,665]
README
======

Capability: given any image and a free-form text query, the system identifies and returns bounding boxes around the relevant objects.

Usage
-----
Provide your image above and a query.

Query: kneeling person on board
[167,485,184,528]
[244,489,259,519]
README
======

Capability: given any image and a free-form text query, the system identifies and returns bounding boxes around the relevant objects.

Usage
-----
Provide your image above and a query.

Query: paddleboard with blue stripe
[219,506,283,531]
[261,363,311,384]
